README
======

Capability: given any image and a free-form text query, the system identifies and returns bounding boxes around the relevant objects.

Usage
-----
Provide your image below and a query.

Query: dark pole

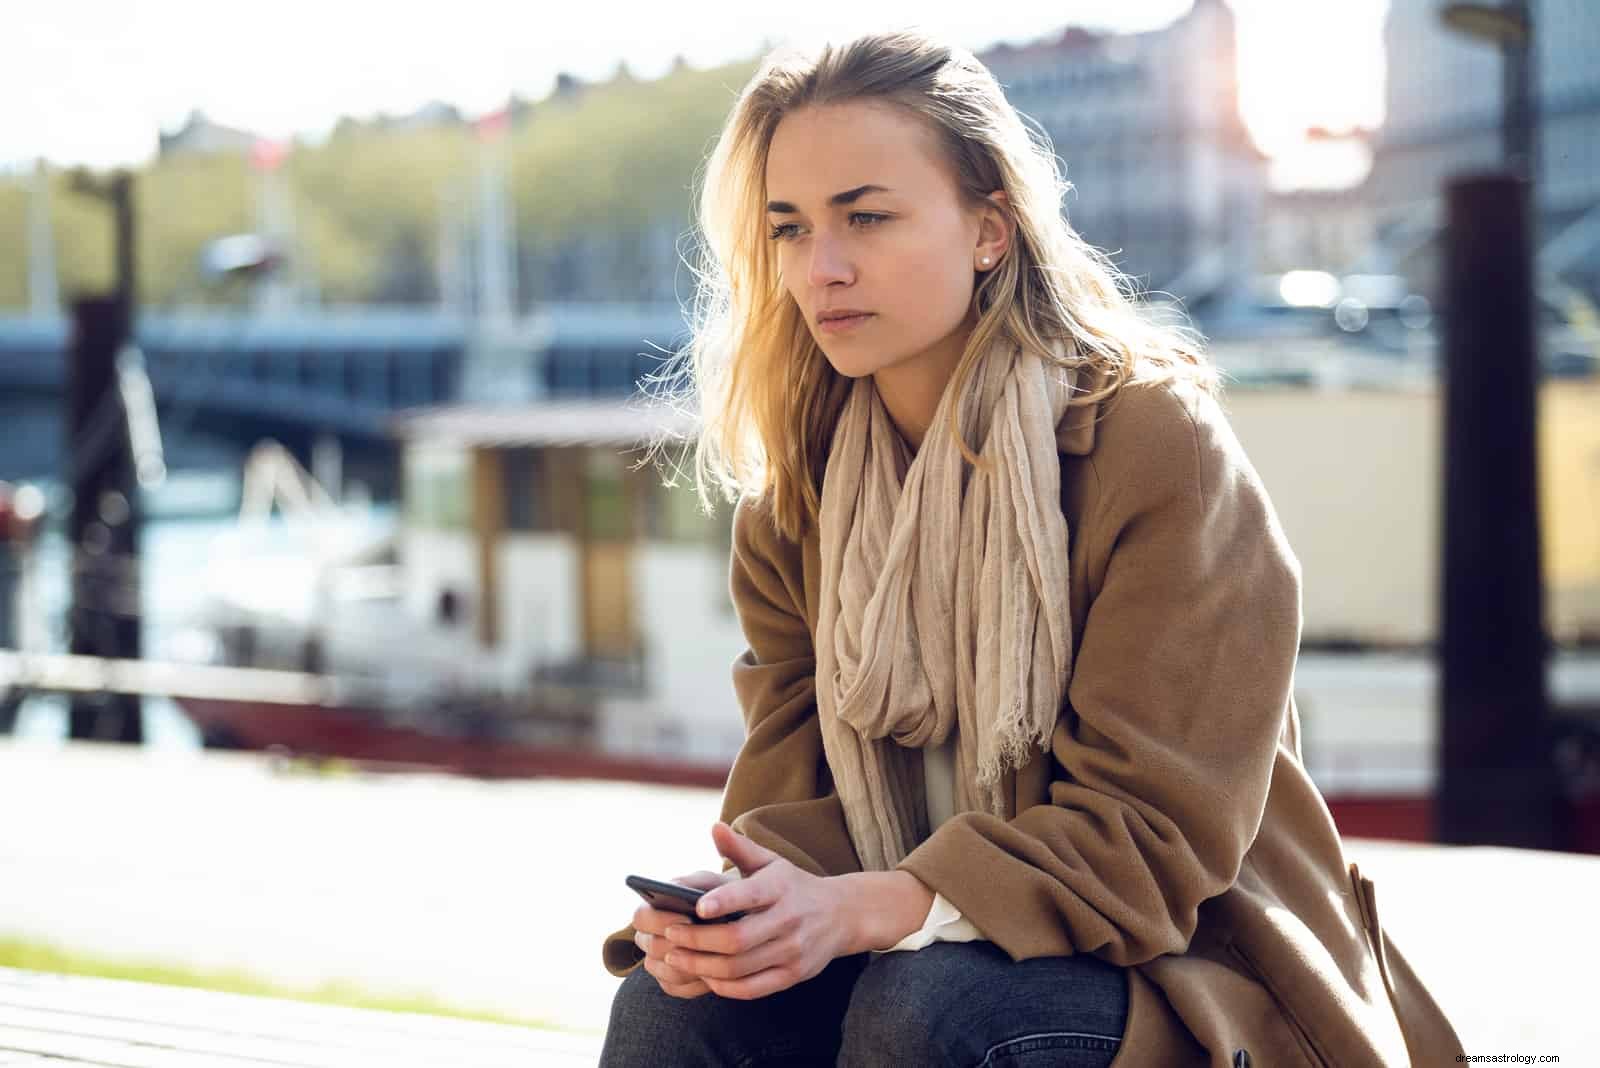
[1501,0,1537,185]
[112,171,136,308]
[1436,172,1561,848]
[0,485,15,652]
[0,483,40,734]
[65,297,143,743]
[64,169,143,744]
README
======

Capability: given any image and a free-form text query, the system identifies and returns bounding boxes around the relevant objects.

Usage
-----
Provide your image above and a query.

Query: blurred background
[1,0,1597,1051]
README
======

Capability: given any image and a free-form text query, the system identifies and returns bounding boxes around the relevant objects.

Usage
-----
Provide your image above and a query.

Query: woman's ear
[976,190,1013,268]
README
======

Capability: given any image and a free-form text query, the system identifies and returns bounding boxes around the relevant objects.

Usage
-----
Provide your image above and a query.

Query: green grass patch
[0,935,590,1034]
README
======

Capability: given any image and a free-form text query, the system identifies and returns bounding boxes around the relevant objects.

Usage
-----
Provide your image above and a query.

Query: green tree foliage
[0,56,760,310]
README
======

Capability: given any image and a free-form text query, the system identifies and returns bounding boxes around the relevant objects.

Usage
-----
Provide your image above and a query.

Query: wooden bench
[0,966,603,1066]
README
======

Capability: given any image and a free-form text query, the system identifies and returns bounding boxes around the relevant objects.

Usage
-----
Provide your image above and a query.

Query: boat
[170,403,741,786]
[167,381,1600,850]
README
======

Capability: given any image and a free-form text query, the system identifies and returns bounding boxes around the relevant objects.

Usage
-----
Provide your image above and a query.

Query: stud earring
[980,256,991,266]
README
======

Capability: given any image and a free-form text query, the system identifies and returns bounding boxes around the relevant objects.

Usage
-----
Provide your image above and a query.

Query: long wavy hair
[643,28,1219,544]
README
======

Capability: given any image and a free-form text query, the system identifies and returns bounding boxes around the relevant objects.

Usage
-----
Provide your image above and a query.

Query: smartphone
[626,874,746,924]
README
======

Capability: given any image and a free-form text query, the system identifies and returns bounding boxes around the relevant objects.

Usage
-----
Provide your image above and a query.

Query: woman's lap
[600,941,1128,1068]
[600,952,869,1067]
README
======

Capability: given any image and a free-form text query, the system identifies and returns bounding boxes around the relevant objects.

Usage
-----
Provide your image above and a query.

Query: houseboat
[174,376,1600,846]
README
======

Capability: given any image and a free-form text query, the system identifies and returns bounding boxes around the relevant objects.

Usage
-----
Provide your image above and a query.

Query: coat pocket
[1224,939,1330,1068]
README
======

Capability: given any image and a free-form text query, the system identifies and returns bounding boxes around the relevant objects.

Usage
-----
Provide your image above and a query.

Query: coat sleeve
[896,381,1303,968]
[716,493,862,876]
[600,493,861,977]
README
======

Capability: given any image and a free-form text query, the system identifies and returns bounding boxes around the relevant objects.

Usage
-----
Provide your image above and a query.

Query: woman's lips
[817,313,875,334]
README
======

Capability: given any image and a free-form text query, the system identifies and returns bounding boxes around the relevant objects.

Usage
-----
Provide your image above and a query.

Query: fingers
[672,870,732,892]
[666,900,788,956]
[690,866,783,924]
[705,965,804,1001]
[634,920,691,958]
[665,927,801,982]
[635,924,709,998]
[641,954,711,998]
[632,903,696,935]
[711,821,780,876]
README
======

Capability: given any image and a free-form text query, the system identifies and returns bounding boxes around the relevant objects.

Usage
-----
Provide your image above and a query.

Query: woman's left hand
[660,821,858,1000]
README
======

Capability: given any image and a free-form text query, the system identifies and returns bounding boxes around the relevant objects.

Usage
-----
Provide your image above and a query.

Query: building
[1258,182,1378,275]
[157,110,260,159]
[1364,0,1600,299]
[328,100,470,141]
[978,0,1268,310]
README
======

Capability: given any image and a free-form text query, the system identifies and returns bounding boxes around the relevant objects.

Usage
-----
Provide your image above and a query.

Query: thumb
[712,820,779,876]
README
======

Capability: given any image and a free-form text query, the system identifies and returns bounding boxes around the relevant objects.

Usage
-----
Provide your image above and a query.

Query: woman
[600,28,1465,1067]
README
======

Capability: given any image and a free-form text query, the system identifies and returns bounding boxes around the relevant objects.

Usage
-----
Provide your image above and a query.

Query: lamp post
[62,168,144,743]
[1434,2,1560,849]
[1440,2,1537,183]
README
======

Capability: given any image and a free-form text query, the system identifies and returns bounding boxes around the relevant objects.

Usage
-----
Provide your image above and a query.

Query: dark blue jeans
[600,940,1129,1067]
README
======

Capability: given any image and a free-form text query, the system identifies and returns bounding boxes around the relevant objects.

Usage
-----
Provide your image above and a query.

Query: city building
[1365,0,1600,299]
[157,110,260,159]
[1258,182,1377,275]
[978,0,1268,310]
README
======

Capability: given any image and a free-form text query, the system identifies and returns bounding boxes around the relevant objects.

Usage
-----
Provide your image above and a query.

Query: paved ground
[0,739,1595,1063]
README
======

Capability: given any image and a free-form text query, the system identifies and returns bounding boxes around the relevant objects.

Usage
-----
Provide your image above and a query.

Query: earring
[980,256,991,267]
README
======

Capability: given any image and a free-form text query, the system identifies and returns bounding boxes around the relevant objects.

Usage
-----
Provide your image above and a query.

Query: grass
[0,936,587,1034]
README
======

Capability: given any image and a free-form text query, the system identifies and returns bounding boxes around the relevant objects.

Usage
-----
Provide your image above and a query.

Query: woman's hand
[660,822,848,1000]
[632,869,738,999]
[660,821,936,1001]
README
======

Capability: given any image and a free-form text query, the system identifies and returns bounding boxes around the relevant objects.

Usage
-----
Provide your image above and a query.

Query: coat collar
[1054,361,1109,457]
[1055,405,1098,456]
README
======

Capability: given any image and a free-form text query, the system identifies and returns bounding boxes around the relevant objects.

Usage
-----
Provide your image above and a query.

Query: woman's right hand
[633,870,738,999]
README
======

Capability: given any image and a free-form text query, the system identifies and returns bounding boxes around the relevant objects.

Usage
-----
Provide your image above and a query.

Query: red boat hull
[175,696,731,789]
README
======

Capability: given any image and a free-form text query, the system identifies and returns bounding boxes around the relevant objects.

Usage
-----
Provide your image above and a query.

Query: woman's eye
[767,213,887,242]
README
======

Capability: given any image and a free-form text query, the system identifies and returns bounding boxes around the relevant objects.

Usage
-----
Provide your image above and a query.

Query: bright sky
[8,0,1388,190]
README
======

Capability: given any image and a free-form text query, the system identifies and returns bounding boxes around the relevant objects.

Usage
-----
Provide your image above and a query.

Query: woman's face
[764,100,1008,381]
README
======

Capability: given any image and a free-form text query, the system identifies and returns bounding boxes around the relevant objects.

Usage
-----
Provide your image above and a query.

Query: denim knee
[601,956,867,1068]
[600,968,698,1067]
[837,952,950,1066]
[837,943,1127,1068]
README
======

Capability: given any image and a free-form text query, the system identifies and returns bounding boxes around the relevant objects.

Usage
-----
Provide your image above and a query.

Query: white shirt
[874,734,987,954]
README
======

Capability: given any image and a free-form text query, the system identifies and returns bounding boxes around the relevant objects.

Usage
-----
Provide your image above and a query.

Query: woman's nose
[806,234,853,288]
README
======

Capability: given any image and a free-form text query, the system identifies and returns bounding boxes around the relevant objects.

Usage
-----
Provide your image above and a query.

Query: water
[6,470,395,747]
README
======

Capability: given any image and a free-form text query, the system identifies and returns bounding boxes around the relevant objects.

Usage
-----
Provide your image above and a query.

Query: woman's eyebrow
[765,184,893,215]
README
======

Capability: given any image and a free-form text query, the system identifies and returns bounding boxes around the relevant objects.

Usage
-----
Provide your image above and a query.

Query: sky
[7,0,1390,190]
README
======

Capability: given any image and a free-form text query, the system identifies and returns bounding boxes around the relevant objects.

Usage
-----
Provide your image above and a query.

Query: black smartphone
[626,875,746,924]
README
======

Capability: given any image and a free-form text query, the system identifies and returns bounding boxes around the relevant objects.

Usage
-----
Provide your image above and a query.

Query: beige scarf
[814,337,1080,871]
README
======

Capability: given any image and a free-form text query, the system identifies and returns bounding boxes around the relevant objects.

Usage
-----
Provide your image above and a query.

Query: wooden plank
[0,969,600,1067]
[0,1008,566,1068]
[0,1022,276,1068]
[0,968,553,1042]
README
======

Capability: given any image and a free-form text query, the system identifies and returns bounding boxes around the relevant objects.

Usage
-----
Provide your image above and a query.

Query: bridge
[0,303,692,480]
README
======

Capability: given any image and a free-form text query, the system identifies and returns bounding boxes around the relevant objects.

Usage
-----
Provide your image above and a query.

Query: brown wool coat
[602,366,1467,1067]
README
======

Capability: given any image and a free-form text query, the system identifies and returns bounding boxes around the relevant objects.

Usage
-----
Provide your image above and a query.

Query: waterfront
[8,466,1600,807]
[6,469,396,749]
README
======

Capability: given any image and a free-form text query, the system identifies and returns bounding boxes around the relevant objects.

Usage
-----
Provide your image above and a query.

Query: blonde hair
[644,28,1219,544]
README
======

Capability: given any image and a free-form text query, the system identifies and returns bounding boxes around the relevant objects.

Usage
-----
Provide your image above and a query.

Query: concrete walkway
[0,740,1595,1062]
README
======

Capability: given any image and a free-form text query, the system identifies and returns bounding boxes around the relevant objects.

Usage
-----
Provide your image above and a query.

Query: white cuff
[877,891,984,953]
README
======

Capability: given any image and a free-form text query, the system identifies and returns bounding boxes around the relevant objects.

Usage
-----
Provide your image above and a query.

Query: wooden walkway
[0,967,603,1067]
